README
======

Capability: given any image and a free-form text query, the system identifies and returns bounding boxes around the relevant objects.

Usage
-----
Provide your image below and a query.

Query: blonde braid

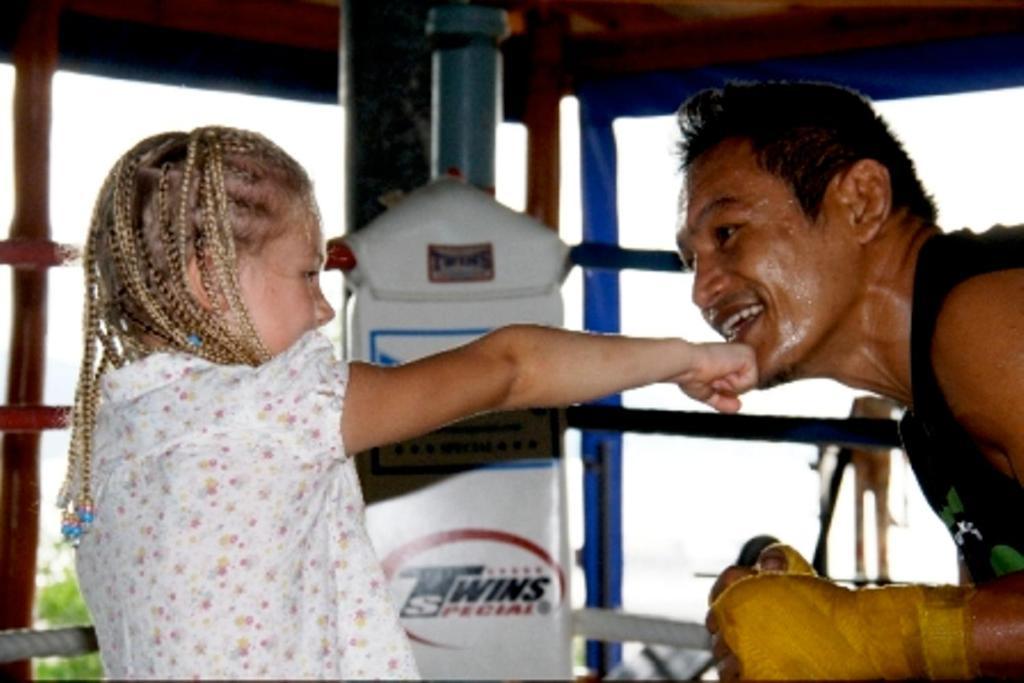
[60,126,315,543]
[109,154,185,354]
[59,174,115,541]
[157,144,223,359]
[202,134,270,362]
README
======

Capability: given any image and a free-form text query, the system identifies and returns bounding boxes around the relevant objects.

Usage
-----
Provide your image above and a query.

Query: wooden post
[523,10,565,232]
[1,1,59,679]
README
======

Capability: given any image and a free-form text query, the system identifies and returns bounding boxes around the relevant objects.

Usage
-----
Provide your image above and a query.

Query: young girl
[59,126,756,679]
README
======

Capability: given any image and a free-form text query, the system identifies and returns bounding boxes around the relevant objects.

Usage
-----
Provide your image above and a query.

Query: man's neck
[811,219,940,405]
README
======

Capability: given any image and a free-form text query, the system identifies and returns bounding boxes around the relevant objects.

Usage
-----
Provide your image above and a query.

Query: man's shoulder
[935,269,1024,348]
[915,226,1024,303]
[926,226,1024,397]
[930,266,1024,462]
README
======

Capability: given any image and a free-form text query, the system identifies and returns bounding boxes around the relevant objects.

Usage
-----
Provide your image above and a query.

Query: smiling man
[675,81,1024,680]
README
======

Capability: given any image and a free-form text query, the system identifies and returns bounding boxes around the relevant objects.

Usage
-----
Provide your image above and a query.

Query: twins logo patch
[427,243,494,283]
[381,528,566,649]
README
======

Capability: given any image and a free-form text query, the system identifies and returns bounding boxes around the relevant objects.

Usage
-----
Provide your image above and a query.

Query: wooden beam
[566,6,1024,77]
[1,1,59,679]
[62,0,340,52]
[0,407,70,433]
[524,10,566,231]
[0,239,79,269]
[493,0,1024,11]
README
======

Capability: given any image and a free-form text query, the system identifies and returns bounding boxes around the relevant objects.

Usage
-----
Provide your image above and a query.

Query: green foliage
[35,566,91,626]
[32,548,102,681]
[34,651,102,682]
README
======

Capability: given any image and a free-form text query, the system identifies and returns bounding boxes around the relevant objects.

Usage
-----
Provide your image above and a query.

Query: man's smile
[721,303,764,342]
[703,296,765,342]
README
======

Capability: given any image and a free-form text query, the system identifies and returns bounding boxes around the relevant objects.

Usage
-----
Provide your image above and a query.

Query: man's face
[677,138,860,387]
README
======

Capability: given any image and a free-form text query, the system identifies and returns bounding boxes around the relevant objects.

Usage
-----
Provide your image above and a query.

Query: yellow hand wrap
[711,544,977,680]
[758,542,816,575]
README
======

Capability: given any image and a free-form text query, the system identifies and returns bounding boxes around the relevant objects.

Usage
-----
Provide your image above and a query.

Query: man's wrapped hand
[708,544,977,680]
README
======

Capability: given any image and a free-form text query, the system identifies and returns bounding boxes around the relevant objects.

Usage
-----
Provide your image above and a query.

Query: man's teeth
[721,305,763,340]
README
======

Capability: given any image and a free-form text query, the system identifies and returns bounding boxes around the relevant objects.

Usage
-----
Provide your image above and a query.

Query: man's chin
[757,364,797,390]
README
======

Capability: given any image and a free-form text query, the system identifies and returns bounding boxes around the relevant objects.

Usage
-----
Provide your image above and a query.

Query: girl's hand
[674,342,757,412]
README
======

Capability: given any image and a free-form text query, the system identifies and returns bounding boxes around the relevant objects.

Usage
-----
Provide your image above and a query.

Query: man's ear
[186,254,215,311]
[828,158,892,244]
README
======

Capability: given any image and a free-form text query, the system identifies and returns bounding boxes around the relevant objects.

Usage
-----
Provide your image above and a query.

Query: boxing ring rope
[0,403,900,449]
[0,609,710,664]
[573,609,710,651]
[566,405,900,450]
[0,627,97,664]
[0,238,688,273]
[1,609,714,664]
[0,236,901,667]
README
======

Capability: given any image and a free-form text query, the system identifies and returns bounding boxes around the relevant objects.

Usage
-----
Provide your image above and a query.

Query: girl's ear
[186,254,215,311]
[828,158,892,244]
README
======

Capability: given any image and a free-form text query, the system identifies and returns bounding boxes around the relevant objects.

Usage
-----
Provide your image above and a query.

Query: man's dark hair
[676,81,937,223]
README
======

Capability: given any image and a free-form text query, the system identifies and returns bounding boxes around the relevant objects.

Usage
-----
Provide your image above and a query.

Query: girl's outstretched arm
[342,324,756,454]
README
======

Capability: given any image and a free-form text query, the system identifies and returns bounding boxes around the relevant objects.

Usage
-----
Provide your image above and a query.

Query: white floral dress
[75,331,419,679]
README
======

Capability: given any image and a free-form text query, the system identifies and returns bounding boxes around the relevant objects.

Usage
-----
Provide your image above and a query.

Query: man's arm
[925,268,1024,676]
[932,268,1024,483]
[970,572,1024,678]
[708,546,1024,679]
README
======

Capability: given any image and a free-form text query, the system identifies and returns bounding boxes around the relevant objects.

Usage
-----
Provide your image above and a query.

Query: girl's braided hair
[59,126,316,540]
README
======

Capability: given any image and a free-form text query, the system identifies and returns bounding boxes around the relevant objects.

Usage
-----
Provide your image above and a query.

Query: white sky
[4,65,1024,629]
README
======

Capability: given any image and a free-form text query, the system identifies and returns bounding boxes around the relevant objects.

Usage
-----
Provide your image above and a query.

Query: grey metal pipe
[426,4,509,190]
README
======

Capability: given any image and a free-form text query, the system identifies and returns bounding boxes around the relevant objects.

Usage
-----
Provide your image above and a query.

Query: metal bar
[813,447,853,576]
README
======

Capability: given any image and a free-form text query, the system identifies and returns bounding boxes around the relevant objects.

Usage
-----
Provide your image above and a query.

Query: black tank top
[899,226,1024,584]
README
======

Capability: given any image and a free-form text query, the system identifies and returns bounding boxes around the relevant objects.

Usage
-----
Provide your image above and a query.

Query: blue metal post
[579,111,624,675]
